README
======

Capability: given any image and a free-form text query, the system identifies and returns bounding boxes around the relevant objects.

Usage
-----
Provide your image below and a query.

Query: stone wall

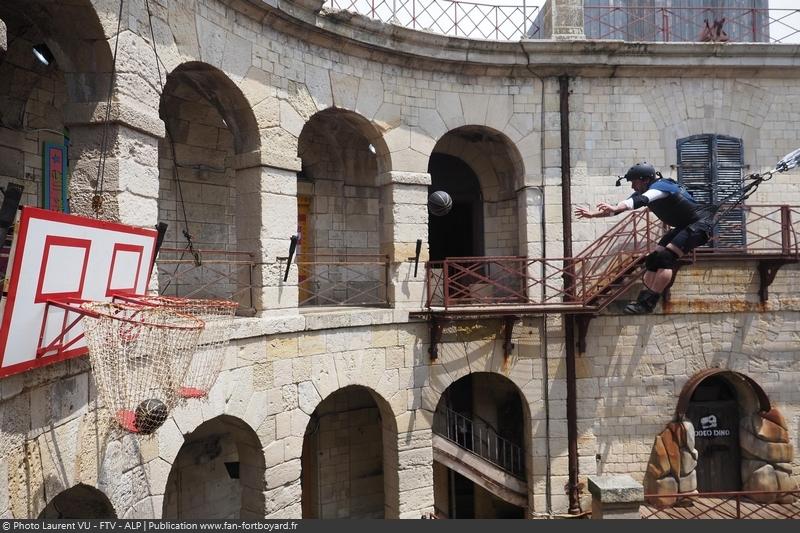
[0,59,67,209]
[1,0,800,521]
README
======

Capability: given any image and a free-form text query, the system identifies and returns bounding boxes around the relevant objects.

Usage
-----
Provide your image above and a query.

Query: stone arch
[301,384,400,518]
[38,484,116,519]
[432,126,524,202]
[0,1,112,210]
[430,371,531,518]
[428,126,525,260]
[296,108,391,306]
[163,415,266,519]
[675,368,770,420]
[156,62,262,308]
[162,62,260,154]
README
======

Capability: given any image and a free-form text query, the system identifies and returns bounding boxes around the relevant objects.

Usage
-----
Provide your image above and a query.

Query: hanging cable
[92,0,125,216]
[144,0,200,269]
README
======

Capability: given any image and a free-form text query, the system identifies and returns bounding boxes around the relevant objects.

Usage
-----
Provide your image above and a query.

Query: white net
[116,296,237,399]
[81,302,204,434]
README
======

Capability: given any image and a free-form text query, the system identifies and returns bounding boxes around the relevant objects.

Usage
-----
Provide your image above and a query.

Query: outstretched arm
[575,201,630,219]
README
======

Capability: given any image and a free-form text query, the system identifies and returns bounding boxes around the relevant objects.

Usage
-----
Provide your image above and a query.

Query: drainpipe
[559,74,581,514]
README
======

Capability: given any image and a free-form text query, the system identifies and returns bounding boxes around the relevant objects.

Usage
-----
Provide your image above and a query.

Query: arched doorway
[157,62,260,310]
[427,127,524,305]
[301,385,398,518]
[163,415,265,519]
[296,109,389,307]
[672,369,793,498]
[432,372,528,518]
[685,375,741,491]
[428,126,524,261]
[38,484,115,518]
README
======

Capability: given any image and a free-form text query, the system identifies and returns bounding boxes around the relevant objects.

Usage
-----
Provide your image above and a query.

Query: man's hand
[575,203,618,219]
[574,205,597,219]
[596,202,618,217]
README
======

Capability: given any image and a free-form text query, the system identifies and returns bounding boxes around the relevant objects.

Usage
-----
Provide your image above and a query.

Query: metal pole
[560,74,582,515]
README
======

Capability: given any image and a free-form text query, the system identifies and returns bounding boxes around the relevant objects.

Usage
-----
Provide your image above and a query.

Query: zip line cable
[699,147,800,227]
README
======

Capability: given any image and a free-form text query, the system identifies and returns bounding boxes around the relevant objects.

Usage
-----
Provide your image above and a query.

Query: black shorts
[658,220,712,253]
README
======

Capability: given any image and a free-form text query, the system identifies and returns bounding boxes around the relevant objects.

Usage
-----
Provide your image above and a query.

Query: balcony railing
[585,6,800,43]
[156,248,255,310]
[426,205,799,310]
[324,0,541,40]
[642,490,800,519]
[297,253,390,307]
[433,404,525,477]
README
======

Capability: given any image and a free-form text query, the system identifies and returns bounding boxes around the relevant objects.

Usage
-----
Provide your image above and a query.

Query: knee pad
[645,249,678,272]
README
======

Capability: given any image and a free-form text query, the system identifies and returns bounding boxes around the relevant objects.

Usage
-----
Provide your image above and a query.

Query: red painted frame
[34,236,91,304]
[0,207,158,378]
[105,243,144,297]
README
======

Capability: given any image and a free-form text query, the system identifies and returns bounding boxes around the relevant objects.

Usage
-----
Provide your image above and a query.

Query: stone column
[65,101,164,226]
[396,426,435,519]
[588,475,644,519]
[235,154,299,316]
[550,0,585,40]
[379,171,431,310]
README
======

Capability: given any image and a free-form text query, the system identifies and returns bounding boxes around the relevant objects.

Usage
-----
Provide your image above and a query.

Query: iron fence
[426,210,660,309]
[155,248,255,310]
[585,6,800,43]
[296,253,390,307]
[426,205,800,310]
[325,0,541,40]
[433,404,525,477]
[642,490,800,519]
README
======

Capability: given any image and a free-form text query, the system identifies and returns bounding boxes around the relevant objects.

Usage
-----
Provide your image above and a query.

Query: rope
[144,0,201,271]
[92,0,125,216]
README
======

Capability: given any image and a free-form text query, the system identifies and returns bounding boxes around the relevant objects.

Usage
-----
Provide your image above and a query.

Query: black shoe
[623,289,660,315]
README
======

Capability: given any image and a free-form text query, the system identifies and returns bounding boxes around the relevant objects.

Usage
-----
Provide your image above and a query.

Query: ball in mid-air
[428,190,453,217]
[134,398,169,435]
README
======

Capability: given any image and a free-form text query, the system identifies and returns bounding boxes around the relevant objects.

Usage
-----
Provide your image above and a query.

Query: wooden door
[686,400,741,491]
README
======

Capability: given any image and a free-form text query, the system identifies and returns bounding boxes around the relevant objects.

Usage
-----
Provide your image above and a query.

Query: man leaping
[575,163,712,315]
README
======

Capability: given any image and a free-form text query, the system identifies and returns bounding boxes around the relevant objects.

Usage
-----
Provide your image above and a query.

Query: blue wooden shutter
[677,134,745,248]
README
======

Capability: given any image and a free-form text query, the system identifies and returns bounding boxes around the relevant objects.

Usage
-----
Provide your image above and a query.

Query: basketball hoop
[80,301,204,434]
[113,295,237,399]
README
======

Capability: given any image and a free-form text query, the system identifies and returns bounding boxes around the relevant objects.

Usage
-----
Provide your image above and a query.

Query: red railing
[642,490,800,519]
[585,6,800,43]
[426,205,799,310]
[426,210,660,309]
[325,0,541,40]
[690,205,799,258]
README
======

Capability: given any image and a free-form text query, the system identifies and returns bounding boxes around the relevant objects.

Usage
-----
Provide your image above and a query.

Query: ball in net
[134,398,169,435]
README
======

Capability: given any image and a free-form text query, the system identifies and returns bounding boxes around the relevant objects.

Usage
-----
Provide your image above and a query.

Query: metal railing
[433,404,525,477]
[690,205,799,258]
[296,253,390,307]
[426,210,660,309]
[425,205,800,310]
[642,490,800,519]
[156,248,255,309]
[324,0,541,40]
[585,6,800,43]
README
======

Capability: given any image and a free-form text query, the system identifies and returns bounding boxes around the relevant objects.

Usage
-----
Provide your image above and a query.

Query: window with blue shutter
[677,134,745,248]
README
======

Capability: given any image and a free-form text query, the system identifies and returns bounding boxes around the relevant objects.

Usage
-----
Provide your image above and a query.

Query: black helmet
[624,162,656,181]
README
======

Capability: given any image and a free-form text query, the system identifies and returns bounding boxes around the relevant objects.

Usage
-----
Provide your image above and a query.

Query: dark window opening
[428,153,484,261]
